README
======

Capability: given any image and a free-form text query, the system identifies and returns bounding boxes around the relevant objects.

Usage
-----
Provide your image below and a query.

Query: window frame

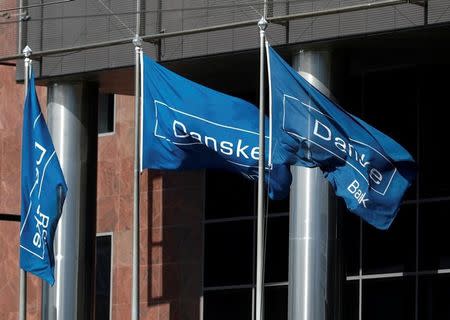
[98,94,116,137]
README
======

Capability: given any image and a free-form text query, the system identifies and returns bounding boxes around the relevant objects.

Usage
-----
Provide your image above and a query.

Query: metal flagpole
[256,1,268,319]
[19,44,32,320]
[131,36,142,320]
[131,0,142,318]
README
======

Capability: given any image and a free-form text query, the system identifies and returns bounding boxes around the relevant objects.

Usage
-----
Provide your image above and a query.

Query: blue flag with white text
[20,70,67,285]
[141,53,291,199]
[267,45,416,229]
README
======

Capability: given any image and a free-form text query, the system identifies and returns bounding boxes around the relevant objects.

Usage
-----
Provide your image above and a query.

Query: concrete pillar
[42,82,98,320]
[288,49,341,320]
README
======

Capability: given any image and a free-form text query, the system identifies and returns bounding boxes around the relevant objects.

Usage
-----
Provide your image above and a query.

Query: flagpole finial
[23,45,32,58]
[258,17,268,32]
[133,35,143,48]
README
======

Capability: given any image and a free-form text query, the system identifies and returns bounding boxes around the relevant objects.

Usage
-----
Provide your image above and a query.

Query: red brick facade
[97,94,203,320]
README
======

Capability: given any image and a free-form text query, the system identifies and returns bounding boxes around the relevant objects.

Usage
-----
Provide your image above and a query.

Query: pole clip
[23,45,32,59]
[258,17,268,32]
[133,35,143,48]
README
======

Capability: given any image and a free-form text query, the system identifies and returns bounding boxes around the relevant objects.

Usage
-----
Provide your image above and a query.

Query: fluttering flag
[140,53,291,199]
[267,44,416,229]
[20,70,67,285]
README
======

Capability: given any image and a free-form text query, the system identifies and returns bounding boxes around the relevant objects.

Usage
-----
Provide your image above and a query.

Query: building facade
[1,0,450,319]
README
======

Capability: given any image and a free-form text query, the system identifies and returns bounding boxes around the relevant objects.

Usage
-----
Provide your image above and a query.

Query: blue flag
[267,45,416,229]
[140,53,291,199]
[20,70,67,285]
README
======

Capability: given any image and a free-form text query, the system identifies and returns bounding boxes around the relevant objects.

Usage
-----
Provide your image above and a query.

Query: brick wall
[97,94,204,320]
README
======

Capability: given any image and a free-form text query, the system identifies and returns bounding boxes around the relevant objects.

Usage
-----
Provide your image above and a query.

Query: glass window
[264,216,289,283]
[419,66,450,198]
[336,72,364,117]
[204,220,254,287]
[343,281,359,320]
[362,277,415,320]
[98,93,115,135]
[95,234,112,320]
[203,289,252,320]
[342,200,361,277]
[418,201,450,270]
[267,198,289,215]
[203,169,291,318]
[205,170,255,220]
[363,67,418,200]
[418,274,450,320]
[0,214,20,222]
[363,67,418,160]
[264,285,288,320]
[362,204,416,274]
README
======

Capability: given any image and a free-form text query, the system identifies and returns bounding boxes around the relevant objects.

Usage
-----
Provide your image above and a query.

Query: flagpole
[19,44,32,320]
[256,10,268,320]
[131,36,142,320]
[131,0,142,317]
[131,0,142,316]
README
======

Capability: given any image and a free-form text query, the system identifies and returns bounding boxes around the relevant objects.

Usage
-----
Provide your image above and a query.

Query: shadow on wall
[146,170,204,320]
